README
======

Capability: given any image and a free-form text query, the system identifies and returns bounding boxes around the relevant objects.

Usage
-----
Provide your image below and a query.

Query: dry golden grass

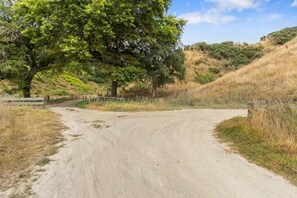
[190,37,297,102]
[248,101,297,153]
[87,101,177,112]
[183,50,227,82]
[216,115,297,186]
[0,107,63,191]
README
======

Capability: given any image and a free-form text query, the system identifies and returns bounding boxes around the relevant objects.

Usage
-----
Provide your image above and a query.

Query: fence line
[83,96,126,103]
[0,98,45,107]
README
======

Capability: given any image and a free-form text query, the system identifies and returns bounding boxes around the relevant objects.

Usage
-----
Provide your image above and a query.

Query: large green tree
[99,0,182,97]
[0,0,110,97]
[0,0,185,98]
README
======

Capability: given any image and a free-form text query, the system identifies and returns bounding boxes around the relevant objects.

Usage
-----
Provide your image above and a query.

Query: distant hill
[190,36,297,102]
[183,26,297,87]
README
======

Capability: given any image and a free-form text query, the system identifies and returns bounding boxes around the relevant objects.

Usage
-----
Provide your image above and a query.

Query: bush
[191,41,263,69]
[267,27,297,45]
[194,73,215,84]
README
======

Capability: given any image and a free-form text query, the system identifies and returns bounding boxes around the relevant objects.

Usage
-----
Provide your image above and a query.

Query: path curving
[32,107,297,198]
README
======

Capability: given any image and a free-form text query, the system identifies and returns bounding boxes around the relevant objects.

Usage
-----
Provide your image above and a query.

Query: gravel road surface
[32,108,297,198]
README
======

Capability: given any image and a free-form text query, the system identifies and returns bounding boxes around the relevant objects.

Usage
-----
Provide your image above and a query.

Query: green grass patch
[216,117,297,186]
[194,73,215,84]
[63,74,91,90]
[76,101,89,109]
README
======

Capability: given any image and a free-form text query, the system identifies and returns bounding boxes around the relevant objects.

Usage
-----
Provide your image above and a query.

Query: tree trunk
[152,84,157,98]
[111,81,118,97]
[22,69,37,98]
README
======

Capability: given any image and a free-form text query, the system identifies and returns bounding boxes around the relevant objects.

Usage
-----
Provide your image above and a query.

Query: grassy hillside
[183,27,297,86]
[190,36,297,102]
[184,41,264,85]
[0,73,106,98]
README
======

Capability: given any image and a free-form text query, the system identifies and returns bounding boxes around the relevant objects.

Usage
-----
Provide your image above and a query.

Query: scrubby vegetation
[191,36,297,103]
[194,73,215,84]
[263,26,297,45]
[184,41,263,85]
[192,42,263,70]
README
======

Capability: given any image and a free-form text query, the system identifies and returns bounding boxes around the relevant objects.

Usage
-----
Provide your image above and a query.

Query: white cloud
[266,13,283,21]
[179,9,236,25]
[186,2,191,6]
[178,0,269,25]
[206,0,256,11]
[292,0,297,6]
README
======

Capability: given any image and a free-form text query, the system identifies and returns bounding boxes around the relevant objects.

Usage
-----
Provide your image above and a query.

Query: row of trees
[0,0,186,97]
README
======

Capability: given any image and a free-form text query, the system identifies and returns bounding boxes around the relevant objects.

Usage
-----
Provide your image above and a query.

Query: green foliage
[63,75,91,90]
[266,27,297,45]
[194,73,215,84]
[193,41,263,69]
[141,15,186,91]
[0,0,184,98]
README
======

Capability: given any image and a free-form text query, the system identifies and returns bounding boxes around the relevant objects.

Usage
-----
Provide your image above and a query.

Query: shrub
[267,27,297,45]
[191,41,263,70]
[194,73,215,84]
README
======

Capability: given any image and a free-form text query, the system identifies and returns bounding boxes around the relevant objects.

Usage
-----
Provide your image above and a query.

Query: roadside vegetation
[216,102,297,185]
[77,97,246,112]
[0,107,63,192]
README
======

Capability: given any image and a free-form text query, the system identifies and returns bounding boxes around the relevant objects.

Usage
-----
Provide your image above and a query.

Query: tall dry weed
[248,100,297,152]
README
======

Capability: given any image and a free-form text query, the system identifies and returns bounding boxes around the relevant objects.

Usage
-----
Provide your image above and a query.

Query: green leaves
[0,0,185,97]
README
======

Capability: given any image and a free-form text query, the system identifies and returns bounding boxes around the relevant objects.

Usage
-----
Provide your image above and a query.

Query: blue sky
[168,0,297,44]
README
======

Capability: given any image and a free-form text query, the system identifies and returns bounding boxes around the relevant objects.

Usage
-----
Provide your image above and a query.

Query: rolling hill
[189,36,297,102]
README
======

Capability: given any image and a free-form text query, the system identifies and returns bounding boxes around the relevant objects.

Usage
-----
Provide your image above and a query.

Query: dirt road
[32,108,297,198]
